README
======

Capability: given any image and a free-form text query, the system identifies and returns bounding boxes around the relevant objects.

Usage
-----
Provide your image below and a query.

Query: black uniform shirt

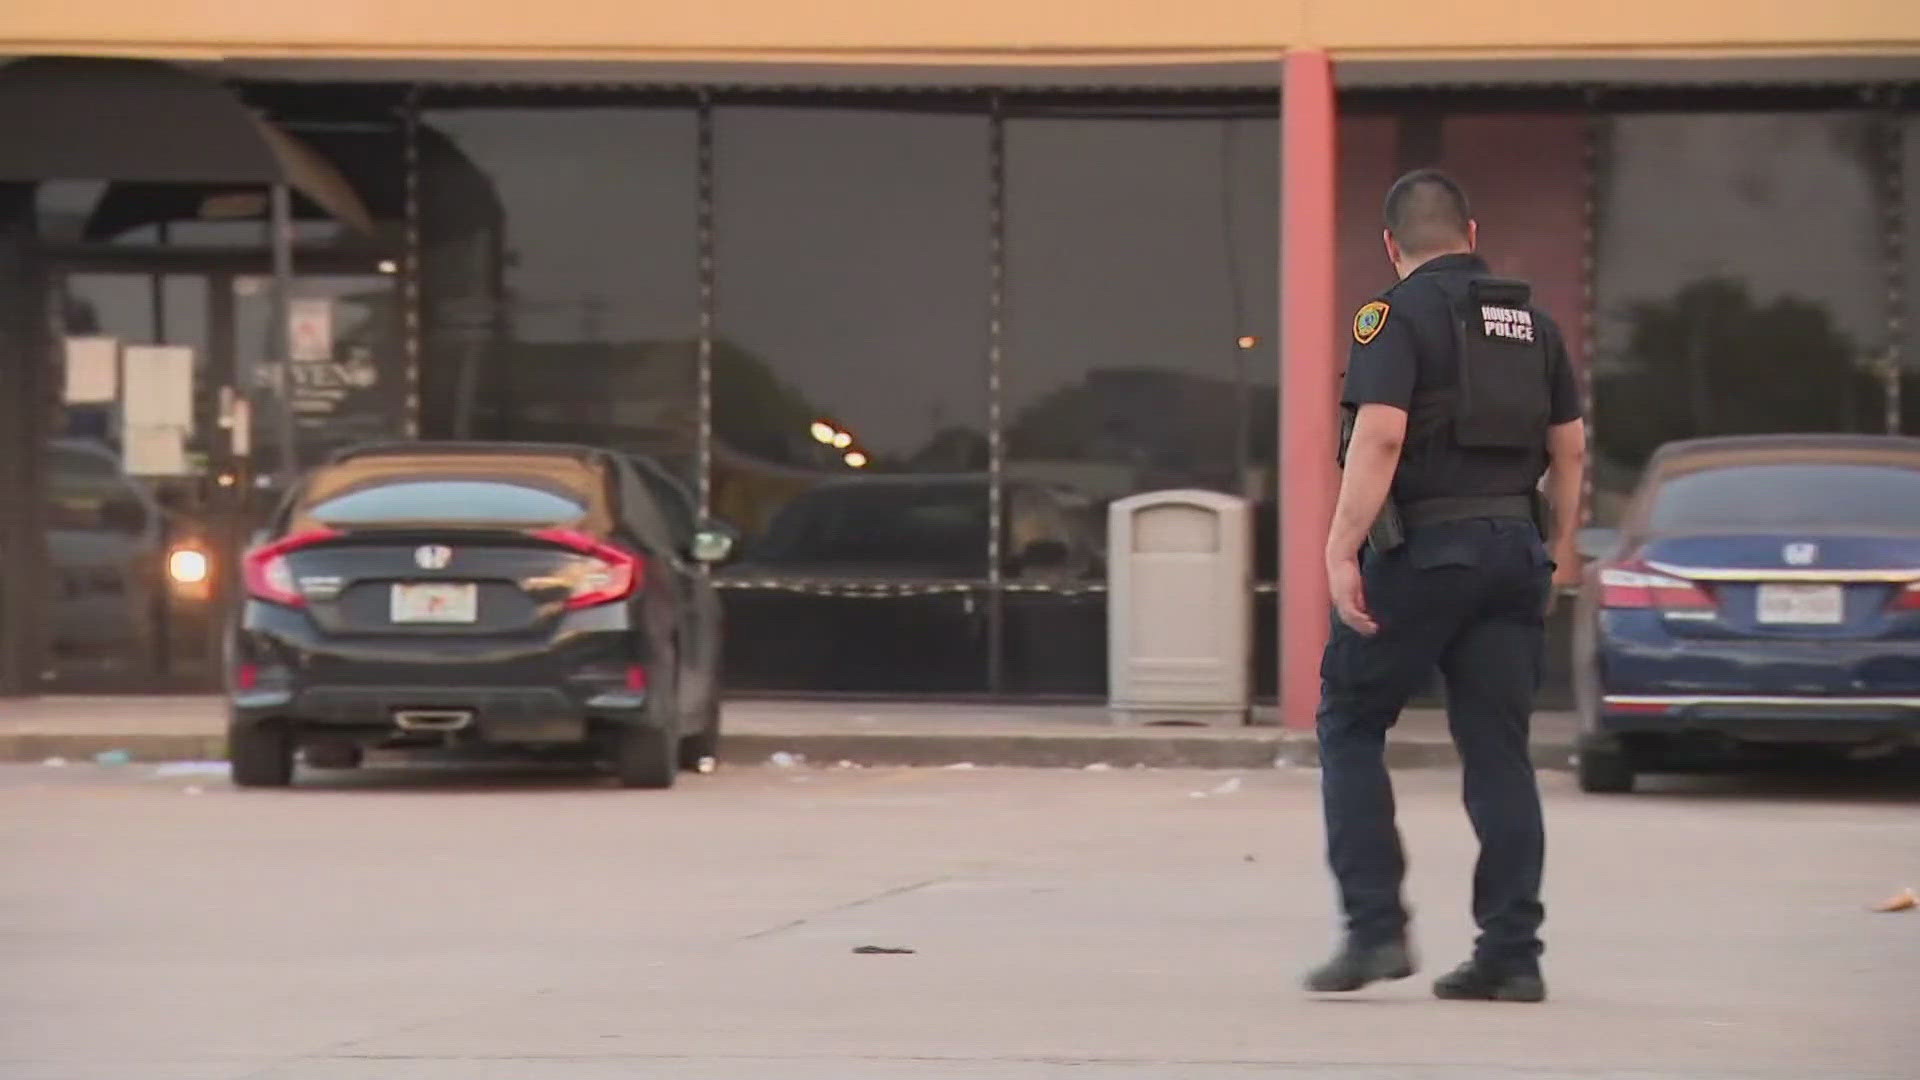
[1341,252,1582,503]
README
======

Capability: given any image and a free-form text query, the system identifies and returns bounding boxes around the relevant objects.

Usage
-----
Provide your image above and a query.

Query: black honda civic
[226,442,733,789]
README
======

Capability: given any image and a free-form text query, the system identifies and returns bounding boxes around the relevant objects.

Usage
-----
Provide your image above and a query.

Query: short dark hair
[1382,169,1472,258]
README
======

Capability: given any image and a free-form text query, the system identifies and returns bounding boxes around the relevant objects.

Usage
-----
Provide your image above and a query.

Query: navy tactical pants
[1316,516,1550,972]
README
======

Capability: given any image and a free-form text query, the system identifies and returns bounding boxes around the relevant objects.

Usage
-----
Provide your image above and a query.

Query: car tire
[230,720,296,788]
[679,691,721,770]
[615,722,678,789]
[678,729,718,771]
[1575,735,1635,794]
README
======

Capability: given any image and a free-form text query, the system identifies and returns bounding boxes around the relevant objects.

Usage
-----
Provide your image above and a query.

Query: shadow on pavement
[1627,754,1920,804]
[284,754,629,794]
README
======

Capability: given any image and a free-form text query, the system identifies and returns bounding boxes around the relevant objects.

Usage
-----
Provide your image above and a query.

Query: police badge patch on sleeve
[1353,301,1389,345]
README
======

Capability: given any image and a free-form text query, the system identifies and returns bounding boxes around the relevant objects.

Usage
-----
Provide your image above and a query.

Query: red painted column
[1279,49,1337,731]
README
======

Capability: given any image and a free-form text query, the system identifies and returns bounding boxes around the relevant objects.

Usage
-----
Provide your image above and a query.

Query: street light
[810,421,837,445]
[832,431,853,449]
[844,451,869,469]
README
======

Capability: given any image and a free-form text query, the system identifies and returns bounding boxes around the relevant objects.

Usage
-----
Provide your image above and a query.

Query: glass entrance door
[44,271,234,689]
[232,272,406,495]
[40,267,406,690]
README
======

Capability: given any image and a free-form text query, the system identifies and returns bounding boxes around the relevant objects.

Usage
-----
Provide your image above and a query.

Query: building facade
[2,3,1918,712]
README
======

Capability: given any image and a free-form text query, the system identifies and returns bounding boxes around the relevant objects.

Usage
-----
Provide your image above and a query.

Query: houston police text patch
[1480,304,1535,343]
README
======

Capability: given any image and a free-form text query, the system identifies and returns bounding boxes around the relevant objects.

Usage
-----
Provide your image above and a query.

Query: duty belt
[1400,494,1535,528]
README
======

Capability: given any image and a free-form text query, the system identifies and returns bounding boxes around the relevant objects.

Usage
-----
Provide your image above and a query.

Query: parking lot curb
[0,730,1578,771]
[0,732,228,764]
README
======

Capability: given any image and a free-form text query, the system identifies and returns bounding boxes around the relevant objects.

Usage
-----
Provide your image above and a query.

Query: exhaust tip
[393,709,474,732]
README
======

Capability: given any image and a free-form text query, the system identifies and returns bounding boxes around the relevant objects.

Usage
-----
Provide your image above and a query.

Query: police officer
[1303,169,1585,1003]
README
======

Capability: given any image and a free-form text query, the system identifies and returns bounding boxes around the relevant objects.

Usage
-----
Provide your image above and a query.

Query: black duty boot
[1432,959,1546,1003]
[1303,937,1416,993]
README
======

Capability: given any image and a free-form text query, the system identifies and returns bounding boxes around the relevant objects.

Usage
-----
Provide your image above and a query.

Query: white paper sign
[62,337,119,404]
[120,346,195,431]
[123,424,187,476]
[230,397,252,458]
[289,298,334,363]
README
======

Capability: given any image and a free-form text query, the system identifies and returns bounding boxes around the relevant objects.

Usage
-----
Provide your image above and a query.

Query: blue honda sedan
[1572,434,1920,792]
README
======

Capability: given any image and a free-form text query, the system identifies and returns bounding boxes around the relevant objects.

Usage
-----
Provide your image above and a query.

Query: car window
[630,458,697,544]
[304,479,586,527]
[611,460,680,557]
[1647,463,1920,532]
[46,444,149,535]
[49,443,120,480]
[46,486,149,535]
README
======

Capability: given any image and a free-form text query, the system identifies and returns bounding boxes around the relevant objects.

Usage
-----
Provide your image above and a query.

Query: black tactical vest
[1451,277,1550,451]
[1337,274,1552,500]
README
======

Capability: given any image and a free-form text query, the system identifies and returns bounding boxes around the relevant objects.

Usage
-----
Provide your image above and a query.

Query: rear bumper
[1597,694,1920,745]
[232,684,650,744]
[1596,619,1920,695]
[230,602,657,743]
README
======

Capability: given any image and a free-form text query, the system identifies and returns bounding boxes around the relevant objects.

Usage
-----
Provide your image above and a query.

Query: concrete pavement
[1,760,1916,1079]
[0,696,1583,771]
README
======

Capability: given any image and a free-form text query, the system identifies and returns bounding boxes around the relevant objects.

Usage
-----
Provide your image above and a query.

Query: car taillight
[1598,562,1715,610]
[1893,582,1920,611]
[534,529,643,609]
[242,529,340,607]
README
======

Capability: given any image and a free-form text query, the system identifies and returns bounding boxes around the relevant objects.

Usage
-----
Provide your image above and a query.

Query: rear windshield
[1648,463,1920,532]
[305,479,586,527]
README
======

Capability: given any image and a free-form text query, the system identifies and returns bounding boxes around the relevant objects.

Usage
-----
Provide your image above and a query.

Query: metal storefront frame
[985,92,1008,695]
[377,77,1920,703]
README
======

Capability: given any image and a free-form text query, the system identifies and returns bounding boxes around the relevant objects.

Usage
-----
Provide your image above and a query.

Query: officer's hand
[1551,546,1582,592]
[1545,544,1581,616]
[1327,556,1378,636]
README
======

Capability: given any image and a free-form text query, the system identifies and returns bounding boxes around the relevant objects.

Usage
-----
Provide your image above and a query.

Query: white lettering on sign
[1481,305,1536,343]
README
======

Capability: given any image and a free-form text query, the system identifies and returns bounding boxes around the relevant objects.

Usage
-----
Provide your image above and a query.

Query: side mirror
[690,526,736,565]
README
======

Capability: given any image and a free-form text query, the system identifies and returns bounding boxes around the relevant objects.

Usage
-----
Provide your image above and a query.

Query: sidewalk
[0,695,1580,770]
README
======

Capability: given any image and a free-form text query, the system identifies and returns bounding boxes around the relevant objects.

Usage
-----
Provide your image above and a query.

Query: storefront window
[1900,114,1920,422]
[1437,115,1590,376]
[419,106,700,480]
[712,106,993,692]
[232,272,404,473]
[1002,111,1277,694]
[1591,113,1890,524]
[43,273,223,687]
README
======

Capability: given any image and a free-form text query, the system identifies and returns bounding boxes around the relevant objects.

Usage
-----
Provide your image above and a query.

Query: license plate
[390,582,478,624]
[1756,583,1843,625]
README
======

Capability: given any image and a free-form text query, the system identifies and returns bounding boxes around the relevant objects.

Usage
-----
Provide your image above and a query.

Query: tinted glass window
[998,109,1274,694]
[632,459,697,542]
[1004,113,1277,543]
[748,482,988,575]
[420,106,699,483]
[712,107,990,572]
[306,480,585,526]
[1648,464,1920,531]
[1902,112,1920,432]
[1591,114,1888,526]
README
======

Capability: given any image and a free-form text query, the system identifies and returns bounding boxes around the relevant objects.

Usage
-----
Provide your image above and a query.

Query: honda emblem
[415,544,453,570]
[1783,542,1818,567]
